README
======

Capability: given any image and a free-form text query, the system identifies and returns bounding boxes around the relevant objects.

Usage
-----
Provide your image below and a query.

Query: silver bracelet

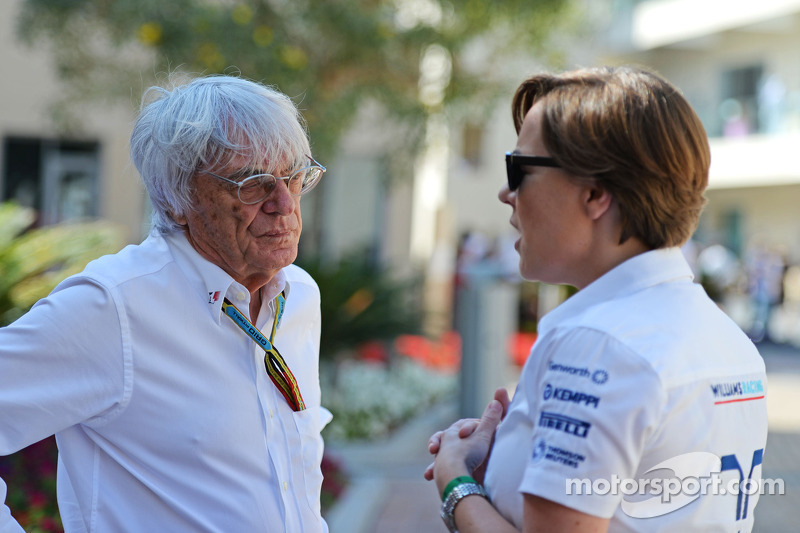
[440,482,489,533]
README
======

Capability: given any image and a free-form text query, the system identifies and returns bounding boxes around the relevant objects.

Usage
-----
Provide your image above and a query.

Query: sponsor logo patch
[711,379,765,405]
[531,437,547,464]
[538,411,591,438]
[543,383,600,408]
[531,438,586,468]
[547,361,609,385]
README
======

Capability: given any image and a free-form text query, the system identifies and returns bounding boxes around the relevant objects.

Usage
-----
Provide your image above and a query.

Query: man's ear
[172,210,187,226]
[583,181,613,221]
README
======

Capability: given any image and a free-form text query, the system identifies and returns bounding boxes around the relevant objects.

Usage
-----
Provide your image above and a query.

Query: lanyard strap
[222,292,306,411]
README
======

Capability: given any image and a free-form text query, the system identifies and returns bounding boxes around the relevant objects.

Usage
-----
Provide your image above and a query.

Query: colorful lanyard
[222,292,306,411]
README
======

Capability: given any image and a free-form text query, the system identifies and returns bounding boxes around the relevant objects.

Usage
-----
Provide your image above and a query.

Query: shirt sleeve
[0,277,128,531]
[0,478,24,533]
[518,327,666,518]
[0,276,128,452]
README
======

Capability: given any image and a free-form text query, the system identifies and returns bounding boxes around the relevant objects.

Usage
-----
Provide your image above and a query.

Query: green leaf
[297,250,423,360]
[0,202,123,326]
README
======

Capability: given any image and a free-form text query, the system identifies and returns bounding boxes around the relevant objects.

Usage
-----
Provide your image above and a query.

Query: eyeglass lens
[238,166,323,204]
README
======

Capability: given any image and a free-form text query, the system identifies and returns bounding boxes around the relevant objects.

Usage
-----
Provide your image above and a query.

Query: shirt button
[235,293,246,302]
[269,409,274,418]
[283,482,288,492]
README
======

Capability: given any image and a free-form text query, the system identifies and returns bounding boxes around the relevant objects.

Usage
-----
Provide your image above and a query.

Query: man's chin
[265,246,299,270]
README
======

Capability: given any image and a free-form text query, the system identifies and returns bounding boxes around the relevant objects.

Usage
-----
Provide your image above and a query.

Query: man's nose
[262,179,296,214]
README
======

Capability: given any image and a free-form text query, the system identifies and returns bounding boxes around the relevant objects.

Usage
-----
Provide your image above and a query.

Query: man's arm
[0,278,128,530]
[0,279,126,450]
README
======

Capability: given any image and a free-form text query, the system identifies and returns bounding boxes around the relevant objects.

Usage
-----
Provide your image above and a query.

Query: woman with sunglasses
[425,66,768,533]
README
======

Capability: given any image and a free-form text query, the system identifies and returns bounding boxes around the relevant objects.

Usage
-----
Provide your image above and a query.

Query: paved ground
[751,341,800,532]
[324,341,800,533]
[324,401,453,533]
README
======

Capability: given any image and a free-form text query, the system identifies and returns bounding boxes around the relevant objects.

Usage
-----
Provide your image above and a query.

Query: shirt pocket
[291,406,333,517]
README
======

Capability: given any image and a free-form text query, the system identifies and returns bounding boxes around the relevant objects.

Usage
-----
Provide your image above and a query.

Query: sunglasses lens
[506,159,521,191]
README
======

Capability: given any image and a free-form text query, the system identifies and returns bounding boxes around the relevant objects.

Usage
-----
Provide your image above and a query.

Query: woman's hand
[423,388,510,492]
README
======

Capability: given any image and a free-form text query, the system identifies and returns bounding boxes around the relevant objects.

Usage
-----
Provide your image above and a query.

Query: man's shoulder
[74,233,174,288]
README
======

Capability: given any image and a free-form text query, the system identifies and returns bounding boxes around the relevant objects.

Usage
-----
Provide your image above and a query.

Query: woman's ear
[583,181,613,221]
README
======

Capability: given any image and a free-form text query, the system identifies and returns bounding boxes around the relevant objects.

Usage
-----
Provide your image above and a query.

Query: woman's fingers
[457,419,480,438]
[494,387,511,417]
[423,461,435,480]
[428,430,443,454]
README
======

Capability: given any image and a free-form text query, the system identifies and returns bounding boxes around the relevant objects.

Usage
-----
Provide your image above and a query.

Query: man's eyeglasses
[505,152,560,191]
[202,155,326,204]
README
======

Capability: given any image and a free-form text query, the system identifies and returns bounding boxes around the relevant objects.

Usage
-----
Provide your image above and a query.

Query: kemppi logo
[543,384,600,408]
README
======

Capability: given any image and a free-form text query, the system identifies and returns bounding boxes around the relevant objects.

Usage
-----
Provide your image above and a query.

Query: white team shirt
[485,248,768,532]
[0,231,331,533]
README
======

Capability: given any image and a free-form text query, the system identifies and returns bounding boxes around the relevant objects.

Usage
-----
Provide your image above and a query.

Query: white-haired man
[0,75,330,532]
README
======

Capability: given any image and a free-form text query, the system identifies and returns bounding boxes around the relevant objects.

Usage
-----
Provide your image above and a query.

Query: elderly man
[0,75,331,532]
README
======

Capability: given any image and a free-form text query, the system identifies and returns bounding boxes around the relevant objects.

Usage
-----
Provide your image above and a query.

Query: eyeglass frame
[505,152,560,192]
[200,154,326,204]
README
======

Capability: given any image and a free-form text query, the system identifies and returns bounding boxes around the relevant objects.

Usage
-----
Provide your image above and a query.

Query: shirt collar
[162,231,291,323]
[538,247,694,334]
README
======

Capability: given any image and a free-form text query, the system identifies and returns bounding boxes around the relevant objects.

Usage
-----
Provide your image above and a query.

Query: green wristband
[441,475,477,502]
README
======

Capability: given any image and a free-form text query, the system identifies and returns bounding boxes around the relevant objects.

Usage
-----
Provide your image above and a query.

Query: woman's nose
[498,183,515,206]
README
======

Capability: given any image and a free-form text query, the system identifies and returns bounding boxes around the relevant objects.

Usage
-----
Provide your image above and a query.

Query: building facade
[0,0,146,242]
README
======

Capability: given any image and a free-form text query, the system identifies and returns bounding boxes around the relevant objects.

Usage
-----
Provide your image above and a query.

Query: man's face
[175,154,303,290]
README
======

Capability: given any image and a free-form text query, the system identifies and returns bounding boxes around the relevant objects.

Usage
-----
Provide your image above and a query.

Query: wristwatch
[440,482,489,532]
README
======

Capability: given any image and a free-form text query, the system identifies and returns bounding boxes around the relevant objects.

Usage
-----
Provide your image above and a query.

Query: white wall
[0,0,146,243]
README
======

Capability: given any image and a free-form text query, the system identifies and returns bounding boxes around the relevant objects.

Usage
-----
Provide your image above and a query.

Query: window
[719,65,763,137]
[461,122,484,167]
[2,137,100,226]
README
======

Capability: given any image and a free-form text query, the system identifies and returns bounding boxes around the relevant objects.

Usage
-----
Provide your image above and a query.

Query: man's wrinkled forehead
[213,149,297,177]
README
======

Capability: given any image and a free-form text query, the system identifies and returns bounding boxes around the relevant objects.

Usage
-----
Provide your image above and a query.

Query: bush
[0,438,62,533]
[297,251,423,361]
[321,357,456,442]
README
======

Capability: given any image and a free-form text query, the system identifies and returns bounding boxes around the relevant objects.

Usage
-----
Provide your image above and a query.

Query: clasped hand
[424,388,511,496]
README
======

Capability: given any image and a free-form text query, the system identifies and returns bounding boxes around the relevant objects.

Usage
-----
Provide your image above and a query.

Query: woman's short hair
[130,74,311,233]
[511,65,710,249]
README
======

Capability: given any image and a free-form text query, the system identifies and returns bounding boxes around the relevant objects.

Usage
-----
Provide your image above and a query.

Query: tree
[17,0,577,253]
[17,0,574,164]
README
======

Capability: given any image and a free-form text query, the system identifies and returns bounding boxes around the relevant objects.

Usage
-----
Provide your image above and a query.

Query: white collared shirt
[0,231,331,533]
[485,248,768,532]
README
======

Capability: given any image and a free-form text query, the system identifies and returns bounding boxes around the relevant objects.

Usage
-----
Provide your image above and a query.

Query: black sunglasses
[505,152,560,191]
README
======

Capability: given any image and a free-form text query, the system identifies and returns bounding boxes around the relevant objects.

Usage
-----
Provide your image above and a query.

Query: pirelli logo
[538,411,591,438]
